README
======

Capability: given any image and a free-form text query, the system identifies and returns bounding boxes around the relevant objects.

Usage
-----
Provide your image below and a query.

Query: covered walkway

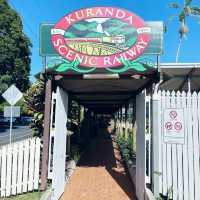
[60,129,136,200]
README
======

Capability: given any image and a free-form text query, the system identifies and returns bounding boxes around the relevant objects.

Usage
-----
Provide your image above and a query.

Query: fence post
[152,91,161,197]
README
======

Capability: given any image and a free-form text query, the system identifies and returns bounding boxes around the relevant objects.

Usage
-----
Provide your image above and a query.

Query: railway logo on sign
[51,7,151,68]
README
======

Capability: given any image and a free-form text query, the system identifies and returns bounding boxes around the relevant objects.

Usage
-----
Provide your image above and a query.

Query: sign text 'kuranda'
[51,7,151,68]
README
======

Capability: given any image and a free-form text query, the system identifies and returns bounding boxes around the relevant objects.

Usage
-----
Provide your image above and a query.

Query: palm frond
[164,24,168,33]
[164,15,178,32]
[190,6,200,15]
[185,0,192,6]
[179,10,186,22]
[168,3,180,9]
[168,15,178,21]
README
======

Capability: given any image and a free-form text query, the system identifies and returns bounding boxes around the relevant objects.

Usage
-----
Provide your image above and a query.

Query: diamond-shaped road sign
[2,85,23,105]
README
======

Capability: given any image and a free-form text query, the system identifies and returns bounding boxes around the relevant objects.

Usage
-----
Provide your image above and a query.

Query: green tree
[0,0,32,96]
[166,0,200,62]
[23,80,45,137]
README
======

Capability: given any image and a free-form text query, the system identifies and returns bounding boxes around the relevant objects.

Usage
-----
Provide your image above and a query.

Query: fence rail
[0,137,41,197]
[156,90,200,200]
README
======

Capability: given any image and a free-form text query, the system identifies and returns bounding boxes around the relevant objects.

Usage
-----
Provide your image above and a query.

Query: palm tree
[167,0,200,62]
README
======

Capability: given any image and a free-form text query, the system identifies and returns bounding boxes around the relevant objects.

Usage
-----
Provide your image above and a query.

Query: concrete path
[60,130,136,200]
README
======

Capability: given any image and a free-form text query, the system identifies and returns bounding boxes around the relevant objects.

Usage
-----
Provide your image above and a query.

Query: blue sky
[10,0,200,80]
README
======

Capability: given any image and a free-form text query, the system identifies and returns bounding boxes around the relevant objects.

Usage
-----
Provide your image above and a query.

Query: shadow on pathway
[61,128,136,200]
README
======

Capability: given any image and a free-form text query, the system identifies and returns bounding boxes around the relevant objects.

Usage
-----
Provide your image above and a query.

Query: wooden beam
[179,68,195,91]
[53,73,157,80]
[70,91,135,95]
[121,77,159,105]
[79,99,123,102]
[40,79,52,191]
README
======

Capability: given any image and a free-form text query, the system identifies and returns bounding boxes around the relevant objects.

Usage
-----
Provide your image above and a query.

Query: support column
[125,104,128,139]
[136,90,146,200]
[152,91,161,197]
[52,87,68,200]
[132,98,136,152]
[41,79,52,190]
[77,104,81,139]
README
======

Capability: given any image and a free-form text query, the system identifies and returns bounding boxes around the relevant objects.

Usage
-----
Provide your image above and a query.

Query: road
[0,124,33,145]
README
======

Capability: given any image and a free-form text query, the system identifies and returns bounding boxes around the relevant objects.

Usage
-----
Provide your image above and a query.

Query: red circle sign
[165,122,173,130]
[51,7,151,68]
[169,110,177,119]
[174,122,182,131]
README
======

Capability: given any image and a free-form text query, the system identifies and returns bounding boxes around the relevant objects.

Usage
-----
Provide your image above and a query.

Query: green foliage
[0,101,8,114]
[0,0,32,98]
[166,0,200,61]
[190,6,200,15]
[167,0,200,37]
[156,186,173,200]
[23,80,45,137]
[64,31,76,38]
[0,98,29,115]
[0,191,43,200]
[73,23,89,31]
[107,57,155,73]
[126,36,137,47]
[70,144,81,162]
[115,134,135,161]
[168,3,180,9]
[47,59,96,73]
[15,98,30,115]
[68,100,79,122]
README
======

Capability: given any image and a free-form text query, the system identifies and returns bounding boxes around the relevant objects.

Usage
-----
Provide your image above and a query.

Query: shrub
[115,133,135,161]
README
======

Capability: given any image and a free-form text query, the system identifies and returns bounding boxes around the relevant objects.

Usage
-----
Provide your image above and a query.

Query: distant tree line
[0,0,31,99]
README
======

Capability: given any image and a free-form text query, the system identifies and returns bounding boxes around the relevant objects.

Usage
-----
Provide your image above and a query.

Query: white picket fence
[156,90,200,200]
[0,137,41,197]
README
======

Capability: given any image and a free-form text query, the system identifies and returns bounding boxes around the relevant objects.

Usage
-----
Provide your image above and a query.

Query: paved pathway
[60,130,136,200]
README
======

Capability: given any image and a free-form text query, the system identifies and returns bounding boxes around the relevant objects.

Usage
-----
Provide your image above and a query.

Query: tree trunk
[176,37,183,63]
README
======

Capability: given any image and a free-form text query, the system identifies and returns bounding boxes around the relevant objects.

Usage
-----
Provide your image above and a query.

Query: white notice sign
[4,106,20,118]
[2,85,23,106]
[163,108,185,144]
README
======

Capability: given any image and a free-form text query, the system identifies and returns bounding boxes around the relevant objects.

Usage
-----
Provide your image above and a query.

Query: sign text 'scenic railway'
[51,7,151,68]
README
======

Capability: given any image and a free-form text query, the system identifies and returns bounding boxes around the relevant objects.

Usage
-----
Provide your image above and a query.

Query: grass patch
[0,191,42,200]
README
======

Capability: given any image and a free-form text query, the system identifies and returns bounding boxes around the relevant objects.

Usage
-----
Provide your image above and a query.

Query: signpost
[2,85,23,144]
[4,106,20,118]
[163,108,185,144]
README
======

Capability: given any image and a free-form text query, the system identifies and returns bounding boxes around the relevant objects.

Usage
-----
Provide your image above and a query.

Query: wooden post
[125,104,128,139]
[132,98,136,152]
[40,79,52,191]
[136,90,146,200]
[78,105,81,139]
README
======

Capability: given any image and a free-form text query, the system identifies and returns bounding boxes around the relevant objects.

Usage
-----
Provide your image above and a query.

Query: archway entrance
[41,73,158,200]
[39,6,163,200]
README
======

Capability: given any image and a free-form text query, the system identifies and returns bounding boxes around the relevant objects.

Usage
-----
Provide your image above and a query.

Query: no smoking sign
[163,108,185,144]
